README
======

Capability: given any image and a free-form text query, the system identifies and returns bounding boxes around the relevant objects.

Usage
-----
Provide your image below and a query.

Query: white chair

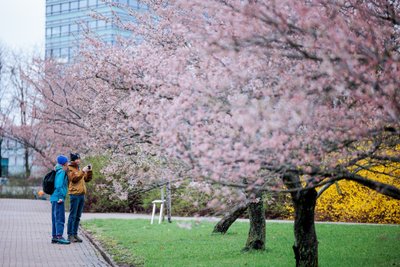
[151,200,165,224]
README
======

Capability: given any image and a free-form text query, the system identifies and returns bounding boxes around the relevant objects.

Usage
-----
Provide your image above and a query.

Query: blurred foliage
[82,155,292,219]
[264,193,292,219]
[7,176,42,186]
[315,162,400,224]
[82,155,133,212]
[0,177,42,199]
[285,161,400,223]
[141,182,213,216]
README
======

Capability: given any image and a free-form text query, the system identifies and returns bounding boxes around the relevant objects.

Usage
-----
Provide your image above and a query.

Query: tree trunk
[292,188,318,267]
[283,173,318,267]
[24,144,30,178]
[213,201,249,234]
[166,180,172,223]
[243,193,265,251]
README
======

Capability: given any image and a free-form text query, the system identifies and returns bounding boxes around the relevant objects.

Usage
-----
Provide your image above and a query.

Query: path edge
[80,226,120,267]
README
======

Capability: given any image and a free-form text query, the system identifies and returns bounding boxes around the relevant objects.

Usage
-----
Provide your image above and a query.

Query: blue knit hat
[57,155,68,165]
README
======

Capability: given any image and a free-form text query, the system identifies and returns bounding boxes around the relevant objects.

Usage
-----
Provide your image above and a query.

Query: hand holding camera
[82,164,92,172]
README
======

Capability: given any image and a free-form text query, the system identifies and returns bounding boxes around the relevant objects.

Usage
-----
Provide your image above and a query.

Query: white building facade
[0,138,30,177]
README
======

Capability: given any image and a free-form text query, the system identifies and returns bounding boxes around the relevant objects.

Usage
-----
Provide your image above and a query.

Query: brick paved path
[0,198,109,267]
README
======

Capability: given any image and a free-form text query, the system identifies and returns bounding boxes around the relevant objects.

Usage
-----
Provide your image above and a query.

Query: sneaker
[51,237,58,244]
[68,235,77,242]
[55,237,71,245]
[74,235,83,243]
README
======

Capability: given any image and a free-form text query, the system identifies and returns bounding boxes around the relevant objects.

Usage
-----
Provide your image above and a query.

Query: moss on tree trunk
[243,193,265,251]
[292,188,318,267]
[284,173,318,267]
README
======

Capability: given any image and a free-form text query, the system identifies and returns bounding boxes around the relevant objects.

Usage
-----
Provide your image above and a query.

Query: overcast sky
[0,0,45,55]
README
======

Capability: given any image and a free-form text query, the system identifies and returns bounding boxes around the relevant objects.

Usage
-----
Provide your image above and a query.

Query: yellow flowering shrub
[315,163,400,224]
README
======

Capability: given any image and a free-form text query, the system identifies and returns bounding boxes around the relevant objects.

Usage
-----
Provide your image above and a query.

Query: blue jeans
[51,201,65,237]
[67,194,85,236]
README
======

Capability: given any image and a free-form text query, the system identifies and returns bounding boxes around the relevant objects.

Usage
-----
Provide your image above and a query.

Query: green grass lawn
[82,219,400,267]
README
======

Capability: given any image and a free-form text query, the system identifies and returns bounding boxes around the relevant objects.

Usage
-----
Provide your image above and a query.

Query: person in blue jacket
[50,155,70,245]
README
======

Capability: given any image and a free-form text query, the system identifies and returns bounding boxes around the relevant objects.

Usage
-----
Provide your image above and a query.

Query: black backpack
[42,170,56,195]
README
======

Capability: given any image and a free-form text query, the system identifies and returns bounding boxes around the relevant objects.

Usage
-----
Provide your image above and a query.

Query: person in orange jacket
[66,153,92,242]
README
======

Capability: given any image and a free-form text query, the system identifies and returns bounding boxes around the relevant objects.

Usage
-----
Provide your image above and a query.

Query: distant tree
[8,53,36,177]
[0,44,6,177]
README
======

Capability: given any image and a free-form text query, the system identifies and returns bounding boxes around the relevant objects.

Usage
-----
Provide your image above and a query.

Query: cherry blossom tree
[23,0,399,266]
[160,1,399,265]
[111,0,399,264]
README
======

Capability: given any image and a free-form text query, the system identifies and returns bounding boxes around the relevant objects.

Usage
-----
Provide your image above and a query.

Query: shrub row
[83,156,399,224]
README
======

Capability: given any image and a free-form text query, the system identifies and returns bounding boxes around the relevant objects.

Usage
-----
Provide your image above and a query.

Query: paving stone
[0,199,109,267]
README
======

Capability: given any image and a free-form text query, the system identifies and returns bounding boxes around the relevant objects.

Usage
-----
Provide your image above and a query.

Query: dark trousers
[67,194,85,236]
[51,201,65,237]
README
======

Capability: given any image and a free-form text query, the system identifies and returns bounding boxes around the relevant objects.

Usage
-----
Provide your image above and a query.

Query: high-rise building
[45,0,143,61]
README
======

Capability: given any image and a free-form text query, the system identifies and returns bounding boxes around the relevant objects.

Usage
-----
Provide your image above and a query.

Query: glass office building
[45,0,143,61]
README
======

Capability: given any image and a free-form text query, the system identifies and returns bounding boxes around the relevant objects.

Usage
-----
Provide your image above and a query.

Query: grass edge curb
[80,226,120,267]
